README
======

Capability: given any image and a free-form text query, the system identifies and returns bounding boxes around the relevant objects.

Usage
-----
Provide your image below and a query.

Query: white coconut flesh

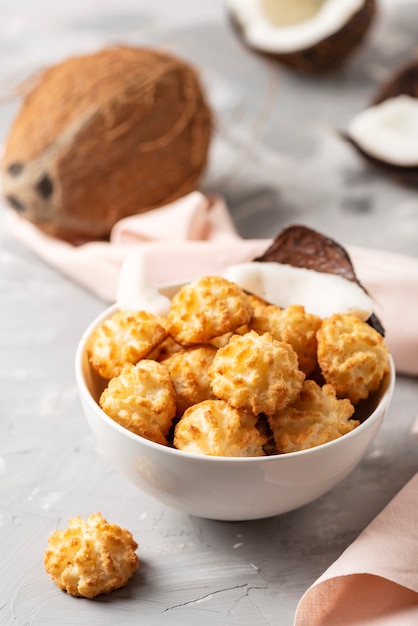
[116,254,374,322]
[223,262,374,321]
[116,251,171,316]
[348,95,418,167]
[228,0,366,53]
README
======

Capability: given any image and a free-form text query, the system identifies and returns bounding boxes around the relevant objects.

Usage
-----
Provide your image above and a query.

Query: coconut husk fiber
[2,45,213,243]
[229,0,376,74]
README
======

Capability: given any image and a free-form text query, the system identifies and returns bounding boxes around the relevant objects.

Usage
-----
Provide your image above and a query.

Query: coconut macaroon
[167,276,253,345]
[317,313,390,404]
[209,330,305,416]
[99,360,176,445]
[268,380,358,454]
[248,297,322,376]
[44,513,139,599]
[87,310,167,380]
[164,345,217,417]
[173,399,267,457]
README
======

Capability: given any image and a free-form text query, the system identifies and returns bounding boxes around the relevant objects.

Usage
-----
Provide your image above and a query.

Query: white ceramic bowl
[75,284,395,521]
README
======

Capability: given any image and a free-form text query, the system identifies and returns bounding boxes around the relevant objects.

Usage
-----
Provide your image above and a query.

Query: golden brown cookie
[164,345,217,416]
[268,380,358,453]
[209,330,305,416]
[167,275,253,345]
[44,513,139,598]
[88,310,167,379]
[173,399,266,457]
[99,360,176,444]
[317,313,390,403]
[249,298,322,376]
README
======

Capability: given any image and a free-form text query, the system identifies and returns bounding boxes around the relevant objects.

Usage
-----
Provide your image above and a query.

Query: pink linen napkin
[294,472,418,626]
[6,192,269,301]
[6,190,418,377]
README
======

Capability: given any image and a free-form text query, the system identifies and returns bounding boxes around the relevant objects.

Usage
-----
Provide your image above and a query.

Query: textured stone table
[1,1,417,624]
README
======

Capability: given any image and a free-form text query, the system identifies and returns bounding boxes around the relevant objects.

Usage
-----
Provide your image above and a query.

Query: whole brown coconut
[2,46,213,243]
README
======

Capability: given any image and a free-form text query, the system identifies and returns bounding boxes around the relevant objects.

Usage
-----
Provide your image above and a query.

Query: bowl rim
[75,295,396,465]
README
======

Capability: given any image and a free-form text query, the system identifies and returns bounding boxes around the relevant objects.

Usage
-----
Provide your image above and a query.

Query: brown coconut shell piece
[344,137,418,188]
[229,0,376,74]
[372,59,418,104]
[345,58,418,187]
[254,224,384,335]
[2,46,212,243]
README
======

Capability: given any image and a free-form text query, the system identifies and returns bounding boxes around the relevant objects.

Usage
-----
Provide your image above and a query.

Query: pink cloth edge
[294,472,418,625]
[6,208,269,299]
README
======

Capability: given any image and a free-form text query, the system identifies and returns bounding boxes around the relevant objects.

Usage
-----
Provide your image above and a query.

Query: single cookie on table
[99,360,176,445]
[87,309,167,380]
[317,313,390,404]
[268,380,357,454]
[173,399,267,457]
[44,513,139,599]
[167,275,253,345]
[248,297,322,376]
[209,330,305,416]
[164,345,217,416]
